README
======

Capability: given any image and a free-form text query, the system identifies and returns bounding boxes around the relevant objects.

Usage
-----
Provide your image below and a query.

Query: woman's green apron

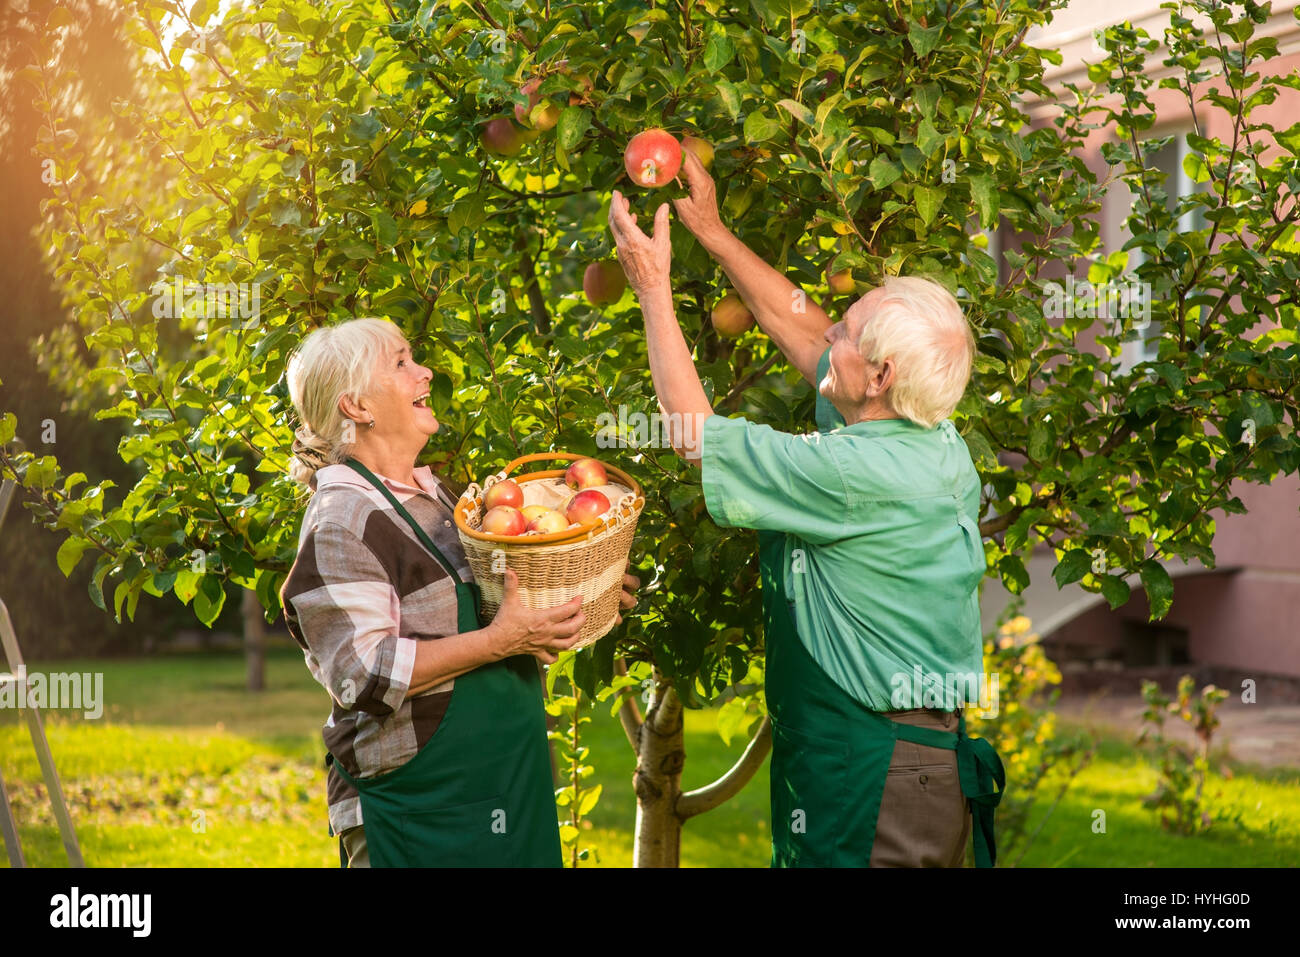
[326,458,562,868]
[759,529,1005,867]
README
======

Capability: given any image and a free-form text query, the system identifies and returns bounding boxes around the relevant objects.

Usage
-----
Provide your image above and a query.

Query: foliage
[1137,674,1230,835]
[1,0,1297,836]
[964,601,1093,865]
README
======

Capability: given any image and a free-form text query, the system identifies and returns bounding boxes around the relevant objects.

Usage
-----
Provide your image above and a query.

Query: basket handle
[499,451,590,477]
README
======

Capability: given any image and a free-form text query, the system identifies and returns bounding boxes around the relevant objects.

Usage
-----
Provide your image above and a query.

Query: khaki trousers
[869,707,971,868]
[339,825,370,868]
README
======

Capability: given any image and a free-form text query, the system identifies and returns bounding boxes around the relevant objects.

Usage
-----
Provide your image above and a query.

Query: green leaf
[907,22,944,58]
[1140,560,1174,619]
[743,110,781,143]
[1053,549,1093,588]
[193,575,227,626]
[57,536,91,578]
[715,78,741,120]
[868,156,902,189]
[969,174,996,228]
[913,185,942,226]
[371,209,398,249]
[998,554,1030,594]
[575,783,602,816]
[1100,574,1131,609]
[776,98,815,127]
[0,412,15,444]
[704,34,734,73]
[556,106,590,152]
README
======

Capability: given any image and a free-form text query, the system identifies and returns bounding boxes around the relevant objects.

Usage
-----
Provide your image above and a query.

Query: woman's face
[366,338,438,445]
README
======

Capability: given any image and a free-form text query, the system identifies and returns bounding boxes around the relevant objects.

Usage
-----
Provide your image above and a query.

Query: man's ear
[864,359,895,399]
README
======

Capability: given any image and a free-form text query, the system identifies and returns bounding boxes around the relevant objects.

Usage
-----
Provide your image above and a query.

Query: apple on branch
[624,129,682,188]
[583,261,626,306]
[711,292,754,337]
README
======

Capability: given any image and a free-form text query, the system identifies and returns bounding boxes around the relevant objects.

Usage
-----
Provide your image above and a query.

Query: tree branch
[676,714,772,819]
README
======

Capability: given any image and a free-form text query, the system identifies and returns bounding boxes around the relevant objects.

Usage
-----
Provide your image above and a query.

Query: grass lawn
[1,647,1295,867]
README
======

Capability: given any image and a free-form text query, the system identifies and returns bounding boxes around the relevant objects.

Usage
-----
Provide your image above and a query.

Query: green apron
[759,530,1005,868]
[326,458,562,868]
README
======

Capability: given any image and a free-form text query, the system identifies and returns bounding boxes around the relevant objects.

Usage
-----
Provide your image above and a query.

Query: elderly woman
[281,317,637,868]
[607,151,1004,868]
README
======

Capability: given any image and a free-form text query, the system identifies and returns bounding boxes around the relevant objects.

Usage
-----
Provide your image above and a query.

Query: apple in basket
[482,505,526,536]
[564,458,607,490]
[520,505,551,526]
[565,489,611,526]
[527,508,569,534]
[483,478,524,511]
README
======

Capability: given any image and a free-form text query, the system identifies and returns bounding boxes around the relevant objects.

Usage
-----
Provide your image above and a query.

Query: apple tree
[4,0,1297,865]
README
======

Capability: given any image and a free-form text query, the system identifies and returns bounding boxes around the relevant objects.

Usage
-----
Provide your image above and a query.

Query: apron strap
[889,712,1006,868]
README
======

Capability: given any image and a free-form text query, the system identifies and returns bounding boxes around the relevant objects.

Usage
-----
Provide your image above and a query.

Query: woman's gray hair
[285,317,408,487]
[857,276,975,428]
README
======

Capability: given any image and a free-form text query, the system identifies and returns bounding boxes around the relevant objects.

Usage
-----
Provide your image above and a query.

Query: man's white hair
[856,276,975,429]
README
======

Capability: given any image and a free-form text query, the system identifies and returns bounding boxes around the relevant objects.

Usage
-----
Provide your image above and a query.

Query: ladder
[0,477,85,867]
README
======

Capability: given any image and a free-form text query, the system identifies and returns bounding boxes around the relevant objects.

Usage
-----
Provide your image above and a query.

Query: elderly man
[608,149,1004,868]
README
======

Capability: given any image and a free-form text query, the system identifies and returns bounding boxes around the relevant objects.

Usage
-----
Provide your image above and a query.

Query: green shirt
[701,347,987,712]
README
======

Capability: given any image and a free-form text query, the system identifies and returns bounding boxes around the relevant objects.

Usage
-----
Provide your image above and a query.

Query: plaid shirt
[280,462,474,836]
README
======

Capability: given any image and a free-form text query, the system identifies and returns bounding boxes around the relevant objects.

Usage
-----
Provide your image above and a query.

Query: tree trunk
[242,588,265,692]
[632,678,685,867]
[625,666,774,867]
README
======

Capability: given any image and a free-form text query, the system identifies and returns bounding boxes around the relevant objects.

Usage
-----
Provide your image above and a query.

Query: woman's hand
[615,562,641,626]
[485,568,586,665]
[671,148,727,246]
[608,192,672,296]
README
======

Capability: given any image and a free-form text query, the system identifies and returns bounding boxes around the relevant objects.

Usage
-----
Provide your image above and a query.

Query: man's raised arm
[673,149,833,386]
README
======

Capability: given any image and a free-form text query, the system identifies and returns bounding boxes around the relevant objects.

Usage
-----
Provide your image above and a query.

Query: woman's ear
[338,392,366,424]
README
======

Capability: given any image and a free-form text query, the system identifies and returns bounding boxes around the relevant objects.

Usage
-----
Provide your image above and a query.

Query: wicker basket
[454,452,644,650]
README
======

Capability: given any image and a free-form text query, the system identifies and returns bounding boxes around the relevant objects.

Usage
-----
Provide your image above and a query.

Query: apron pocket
[397,794,516,867]
[770,722,851,867]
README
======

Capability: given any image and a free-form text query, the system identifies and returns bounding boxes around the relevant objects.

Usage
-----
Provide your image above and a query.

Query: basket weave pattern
[454,455,644,650]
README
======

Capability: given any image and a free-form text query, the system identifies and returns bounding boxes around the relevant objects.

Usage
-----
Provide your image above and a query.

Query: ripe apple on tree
[564,457,608,490]
[480,117,526,156]
[482,505,526,536]
[583,261,626,306]
[711,293,755,337]
[483,478,523,511]
[624,129,682,188]
[681,135,714,171]
[514,78,562,131]
[827,262,856,295]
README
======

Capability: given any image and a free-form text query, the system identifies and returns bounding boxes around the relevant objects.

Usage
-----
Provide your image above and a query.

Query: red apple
[556,59,594,104]
[624,129,682,188]
[711,293,754,336]
[483,478,523,511]
[681,135,714,171]
[565,489,611,526]
[583,261,626,306]
[827,263,856,295]
[564,457,608,490]
[480,117,526,156]
[515,78,562,131]
[527,508,569,534]
[482,505,526,536]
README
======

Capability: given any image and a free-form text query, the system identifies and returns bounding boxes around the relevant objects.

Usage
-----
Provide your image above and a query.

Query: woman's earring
[367,419,376,430]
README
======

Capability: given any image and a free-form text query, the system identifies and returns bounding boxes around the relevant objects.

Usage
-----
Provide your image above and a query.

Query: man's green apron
[326,458,562,868]
[759,529,1005,867]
